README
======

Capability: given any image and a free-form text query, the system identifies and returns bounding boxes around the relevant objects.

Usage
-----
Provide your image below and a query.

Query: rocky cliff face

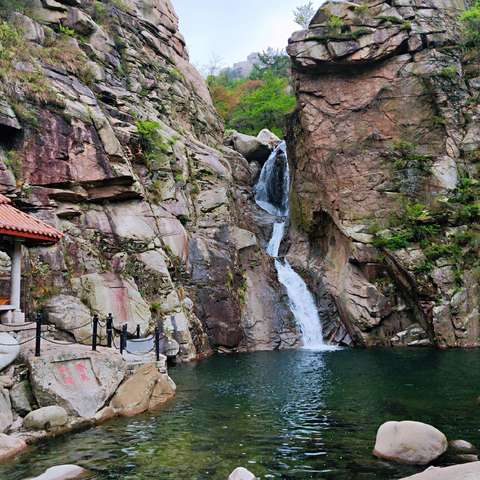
[0,0,298,359]
[287,0,480,347]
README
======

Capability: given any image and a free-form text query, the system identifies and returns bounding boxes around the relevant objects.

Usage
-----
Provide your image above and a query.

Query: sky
[173,0,321,72]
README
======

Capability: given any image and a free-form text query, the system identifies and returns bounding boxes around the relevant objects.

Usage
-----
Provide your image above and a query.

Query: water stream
[255,142,335,350]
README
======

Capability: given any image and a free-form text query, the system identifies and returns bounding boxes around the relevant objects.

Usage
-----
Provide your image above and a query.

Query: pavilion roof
[0,194,63,244]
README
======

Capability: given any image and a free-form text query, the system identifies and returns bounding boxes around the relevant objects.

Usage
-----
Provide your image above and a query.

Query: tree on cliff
[293,2,317,29]
[207,49,294,137]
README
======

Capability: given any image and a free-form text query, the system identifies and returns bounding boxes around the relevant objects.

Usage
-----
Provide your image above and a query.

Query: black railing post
[92,314,98,351]
[106,313,113,348]
[120,324,127,354]
[155,323,160,362]
[136,324,140,339]
[35,312,42,357]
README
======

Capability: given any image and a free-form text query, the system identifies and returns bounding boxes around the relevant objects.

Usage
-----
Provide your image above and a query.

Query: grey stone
[24,406,68,430]
[0,433,26,461]
[449,439,477,454]
[230,131,271,162]
[0,98,21,130]
[10,380,34,416]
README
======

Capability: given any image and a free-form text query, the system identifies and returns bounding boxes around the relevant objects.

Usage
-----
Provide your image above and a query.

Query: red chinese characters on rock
[55,359,96,388]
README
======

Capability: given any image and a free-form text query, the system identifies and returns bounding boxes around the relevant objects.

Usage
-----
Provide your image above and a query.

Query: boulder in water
[399,461,480,479]
[373,421,447,465]
[449,439,477,454]
[228,467,256,480]
[27,464,88,480]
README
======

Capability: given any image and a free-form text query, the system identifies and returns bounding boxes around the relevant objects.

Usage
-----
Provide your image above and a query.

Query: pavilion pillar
[10,240,22,315]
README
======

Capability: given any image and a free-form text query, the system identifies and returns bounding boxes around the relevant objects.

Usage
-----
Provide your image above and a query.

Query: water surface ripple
[2,349,480,479]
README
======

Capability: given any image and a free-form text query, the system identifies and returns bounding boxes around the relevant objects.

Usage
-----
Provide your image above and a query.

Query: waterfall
[255,142,337,351]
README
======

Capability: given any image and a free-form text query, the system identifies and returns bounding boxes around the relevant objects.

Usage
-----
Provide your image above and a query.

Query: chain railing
[0,312,166,361]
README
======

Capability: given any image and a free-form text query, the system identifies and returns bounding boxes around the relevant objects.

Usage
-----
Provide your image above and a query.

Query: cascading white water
[256,141,337,351]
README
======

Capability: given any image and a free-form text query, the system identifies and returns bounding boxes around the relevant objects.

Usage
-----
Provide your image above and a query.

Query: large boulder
[0,433,27,461]
[228,131,271,163]
[110,362,175,417]
[27,346,126,418]
[0,332,20,371]
[400,461,480,479]
[256,129,280,149]
[44,295,92,344]
[27,464,88,480]
[373,421,448,465]
[24,406,68,430]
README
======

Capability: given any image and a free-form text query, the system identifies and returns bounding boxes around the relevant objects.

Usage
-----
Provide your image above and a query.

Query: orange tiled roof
[0,194,63,243]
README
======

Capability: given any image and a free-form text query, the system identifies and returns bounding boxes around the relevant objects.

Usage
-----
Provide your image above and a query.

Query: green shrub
[327,15,343,33]
[58,24,76,37]
[460,0,480,47]
[439,65,458,79]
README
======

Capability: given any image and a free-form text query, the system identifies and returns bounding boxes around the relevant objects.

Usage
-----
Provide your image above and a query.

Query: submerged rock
[449,439,477,454]
[228,467,256,480]
[373,421,447,465]
[0,434,27,461]
[399,461,480,479]
[27,464,88,480]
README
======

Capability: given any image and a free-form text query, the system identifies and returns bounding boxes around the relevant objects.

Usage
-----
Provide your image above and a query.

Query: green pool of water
[2,349,480,479]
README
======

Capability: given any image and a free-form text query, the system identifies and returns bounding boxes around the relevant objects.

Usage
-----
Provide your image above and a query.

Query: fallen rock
[455,454,479,463]
[228,467,256,480]
[27,345,126,418]
[256,128,281,149]
[229,131,271,163]
[110,362,175,417]
[10,380,34,416]
[400,461,480,479]
[373,421,447,465]
[27,464,88,480]
[24,406,68,430]
[0,433,27,461]
[0,332,20,371]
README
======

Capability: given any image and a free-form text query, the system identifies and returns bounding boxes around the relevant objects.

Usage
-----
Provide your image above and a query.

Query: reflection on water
[2,349,480,480]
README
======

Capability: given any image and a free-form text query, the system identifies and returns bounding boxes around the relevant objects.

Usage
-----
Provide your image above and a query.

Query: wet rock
[391,324,431,347]
[228,467,256,480]
[27,464,88,480]
[27,346,126,418]
[400,462,480,479]
[110,363,175,416]
[0,433,27,461]
[449,439,477,454]
[10,380,34,416]
[373,421,448,465]
[24,406,68,430]
[454,454,479,463]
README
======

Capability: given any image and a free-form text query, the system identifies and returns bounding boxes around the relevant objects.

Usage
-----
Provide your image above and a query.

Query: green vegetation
[439,65,458,79]
[207,49,295,137]
[136,119,172,170]
[58,24,76,38]
[327,15,344,34]
[460,0,480,47]
[372,177,480,281]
